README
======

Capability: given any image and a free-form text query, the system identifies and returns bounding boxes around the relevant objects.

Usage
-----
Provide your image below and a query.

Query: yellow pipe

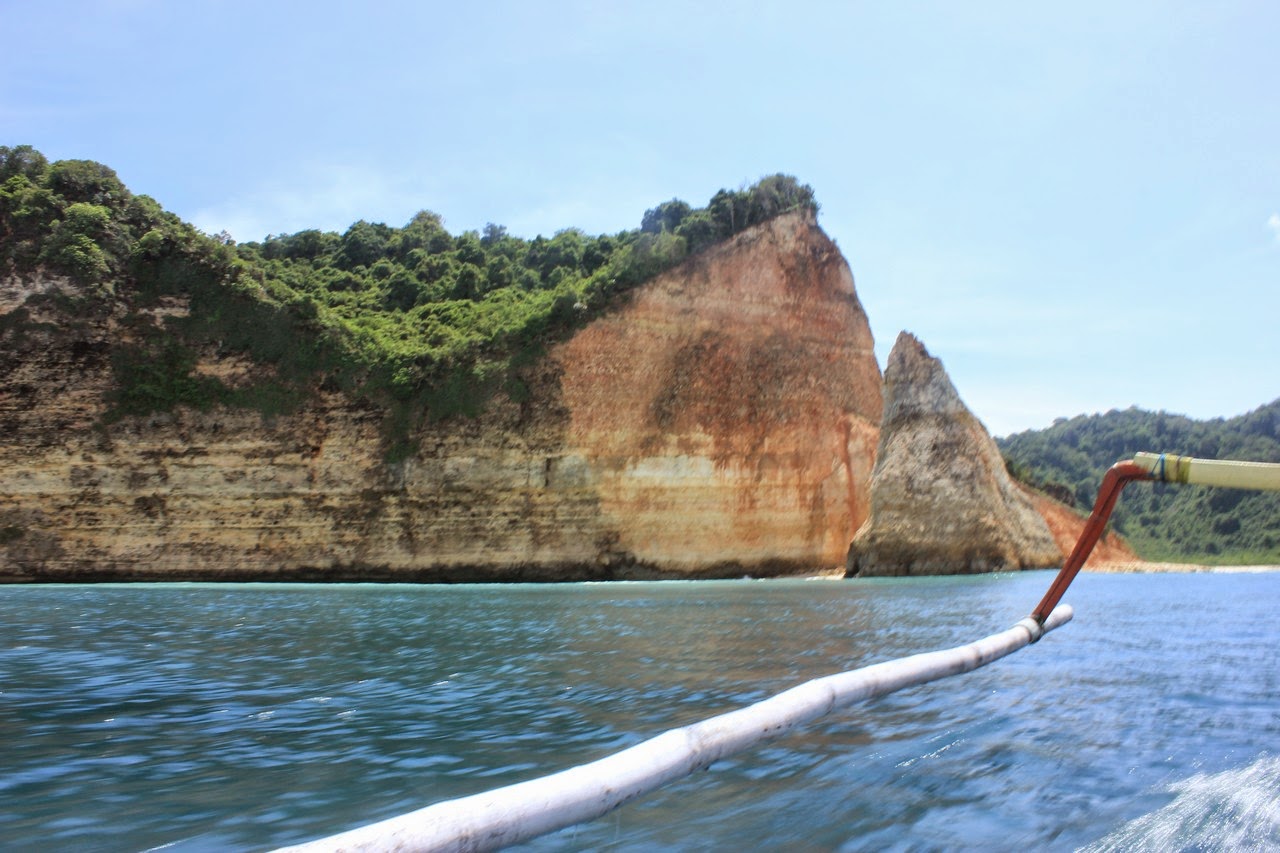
[1133,452,1280,491]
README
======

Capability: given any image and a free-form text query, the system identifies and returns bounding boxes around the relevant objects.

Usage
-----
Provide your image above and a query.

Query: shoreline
[5,562,1278,584]
[804,561,1280,579]
[1085,561,1280,574]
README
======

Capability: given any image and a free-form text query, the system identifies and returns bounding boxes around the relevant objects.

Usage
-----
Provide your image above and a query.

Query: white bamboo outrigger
[276,451,1280,853]
[276,608,1072,853]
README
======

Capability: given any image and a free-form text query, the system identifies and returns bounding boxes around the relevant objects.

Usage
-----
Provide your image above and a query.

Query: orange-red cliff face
[1028,490,1138,568]
[554,211,883,572]
[0,211,883,581]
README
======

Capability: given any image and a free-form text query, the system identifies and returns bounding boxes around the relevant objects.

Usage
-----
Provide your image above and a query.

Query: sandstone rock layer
[0,211,882,581]
[847,332,1060,576]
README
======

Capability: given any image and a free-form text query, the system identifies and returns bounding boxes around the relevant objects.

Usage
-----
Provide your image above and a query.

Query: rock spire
[846,332,1060,576]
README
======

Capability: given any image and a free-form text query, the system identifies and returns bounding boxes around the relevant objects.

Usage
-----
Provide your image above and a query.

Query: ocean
[2,571,1277,851]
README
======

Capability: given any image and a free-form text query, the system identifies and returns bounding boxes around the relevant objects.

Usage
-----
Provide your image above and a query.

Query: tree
[0,145,49,182]
[481,223,508,247]
[708,189,749,237]
[0,174,58,259]
[614,231,687,285]
[337,220,389,269]
[746,174,816,222]
[40,202,113,282]
[538,229,585,279]
[46,159,129,209]
[485,255,515,290]
[281,229,335,261]
[641,199,691,234]
[581,234,613,273]
[452,263,484,300]
[398,210,451,257]
[383,270,423,311]
[454,232,486,267]
[675,210,717,253]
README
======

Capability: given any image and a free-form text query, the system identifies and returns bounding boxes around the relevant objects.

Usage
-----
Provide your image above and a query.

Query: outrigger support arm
[1029,461,1151,625]
[1131,451,1280,491]
[1030,452,1280,625]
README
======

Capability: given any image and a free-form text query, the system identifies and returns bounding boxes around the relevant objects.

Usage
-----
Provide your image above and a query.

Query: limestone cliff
[0,211,882,581]
[846,332,1061,576]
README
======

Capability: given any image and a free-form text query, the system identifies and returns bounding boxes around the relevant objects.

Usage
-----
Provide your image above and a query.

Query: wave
[1080,753,1280,852]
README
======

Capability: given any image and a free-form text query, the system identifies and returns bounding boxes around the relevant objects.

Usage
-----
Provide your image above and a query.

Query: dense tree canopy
[999,401,1280,563]
[0,146,818,456]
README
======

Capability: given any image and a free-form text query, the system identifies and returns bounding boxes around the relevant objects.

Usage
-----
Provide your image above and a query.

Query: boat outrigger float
[277,452,1280,853]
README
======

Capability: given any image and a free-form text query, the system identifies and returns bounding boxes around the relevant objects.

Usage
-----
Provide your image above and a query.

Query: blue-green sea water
[2,571,1278,851]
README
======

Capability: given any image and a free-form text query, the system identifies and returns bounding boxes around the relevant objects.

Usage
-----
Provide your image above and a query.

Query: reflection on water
[0,572,1277,851]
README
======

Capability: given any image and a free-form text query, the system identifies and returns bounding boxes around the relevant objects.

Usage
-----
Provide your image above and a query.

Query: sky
[3,0,1277,436]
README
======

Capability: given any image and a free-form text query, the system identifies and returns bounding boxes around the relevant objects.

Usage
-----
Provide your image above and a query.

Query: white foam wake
[1080,754,1280,852]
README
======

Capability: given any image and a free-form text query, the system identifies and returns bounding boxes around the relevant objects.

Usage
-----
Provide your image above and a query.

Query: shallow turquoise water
[1,571,1277,851]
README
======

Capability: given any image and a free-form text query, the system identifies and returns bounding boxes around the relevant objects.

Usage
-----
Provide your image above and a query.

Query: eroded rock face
[1028,488,1137,568]
[846,332,1060,576]
[0,210,882,581]
[554,210,882,574]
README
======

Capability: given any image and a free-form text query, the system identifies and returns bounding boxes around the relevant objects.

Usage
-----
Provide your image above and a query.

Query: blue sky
[4,0,1277,436]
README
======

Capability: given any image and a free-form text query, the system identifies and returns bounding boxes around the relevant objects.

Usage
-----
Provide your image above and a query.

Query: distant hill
[998,401,1280,564]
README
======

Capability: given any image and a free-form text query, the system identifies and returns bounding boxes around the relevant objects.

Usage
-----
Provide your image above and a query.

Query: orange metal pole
[1030,461,1151,625]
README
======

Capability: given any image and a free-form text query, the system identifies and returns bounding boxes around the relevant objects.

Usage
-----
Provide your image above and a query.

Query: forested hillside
[1,144,815,455]
[999,402,1280,563]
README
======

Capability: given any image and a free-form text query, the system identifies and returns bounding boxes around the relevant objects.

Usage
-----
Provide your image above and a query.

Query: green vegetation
[999,401,1280,564]
[1,144,816,451]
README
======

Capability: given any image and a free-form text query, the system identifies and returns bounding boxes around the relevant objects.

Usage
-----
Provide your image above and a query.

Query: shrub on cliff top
[0,145,818,449]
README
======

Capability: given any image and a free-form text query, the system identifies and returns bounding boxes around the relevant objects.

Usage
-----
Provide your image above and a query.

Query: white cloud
[1269,213,1280,243]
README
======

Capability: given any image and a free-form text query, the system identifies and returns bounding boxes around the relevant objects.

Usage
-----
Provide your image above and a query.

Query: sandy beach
[804,562,1280,578]
[1086,562,1280,574]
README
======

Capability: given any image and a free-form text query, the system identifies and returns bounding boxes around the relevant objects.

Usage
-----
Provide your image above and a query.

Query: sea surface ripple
[1,571,1277,851]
